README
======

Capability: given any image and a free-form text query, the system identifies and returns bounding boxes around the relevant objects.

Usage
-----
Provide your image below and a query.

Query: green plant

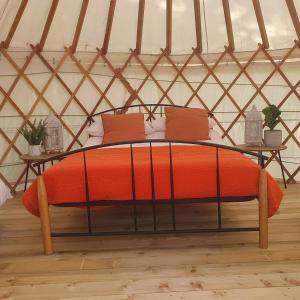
[19,120,46,145]
[262,105,281,130]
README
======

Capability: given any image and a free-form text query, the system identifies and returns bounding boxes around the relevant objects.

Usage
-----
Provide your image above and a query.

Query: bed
[22,104,283,255]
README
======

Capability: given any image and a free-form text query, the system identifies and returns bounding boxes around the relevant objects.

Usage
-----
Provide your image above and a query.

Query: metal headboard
[87,103,214,123]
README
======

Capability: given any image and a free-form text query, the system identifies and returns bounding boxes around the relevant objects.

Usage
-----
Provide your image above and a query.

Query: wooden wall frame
[0,42,299,191]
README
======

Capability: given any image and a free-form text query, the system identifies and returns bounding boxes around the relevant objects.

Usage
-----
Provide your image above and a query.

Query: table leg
[42,162,45,172]
[278,151,287,189]
[24,161,30,191]
[257,150,262,166]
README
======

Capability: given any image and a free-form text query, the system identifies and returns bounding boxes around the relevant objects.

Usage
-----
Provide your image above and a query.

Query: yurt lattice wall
[0,0,299,191]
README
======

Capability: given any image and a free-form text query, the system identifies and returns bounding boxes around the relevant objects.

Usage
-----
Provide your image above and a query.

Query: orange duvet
[22,146,283,218]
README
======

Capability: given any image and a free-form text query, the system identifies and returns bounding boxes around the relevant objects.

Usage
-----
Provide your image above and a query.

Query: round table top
[20,152,63,161]
[236,144,287,152]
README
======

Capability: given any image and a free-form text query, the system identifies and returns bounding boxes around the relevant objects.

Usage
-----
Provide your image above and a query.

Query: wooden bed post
[258,169,268,249]
[37,175,54,255]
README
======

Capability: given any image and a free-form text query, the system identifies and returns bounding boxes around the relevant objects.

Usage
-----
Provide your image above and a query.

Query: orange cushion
[165,107,210,141]
[102,113,145,144]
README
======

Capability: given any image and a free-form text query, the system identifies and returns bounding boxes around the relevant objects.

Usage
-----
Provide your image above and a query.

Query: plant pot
[28,145,41,156]
[264,130,282,147]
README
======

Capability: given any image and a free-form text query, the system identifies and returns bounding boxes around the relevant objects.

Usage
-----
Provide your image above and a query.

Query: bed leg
[258,169,268,249]
[37,175,54,255]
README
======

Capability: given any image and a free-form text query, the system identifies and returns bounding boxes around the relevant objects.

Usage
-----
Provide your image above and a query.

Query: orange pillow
[102,113,145,144]
[165,107,210,141]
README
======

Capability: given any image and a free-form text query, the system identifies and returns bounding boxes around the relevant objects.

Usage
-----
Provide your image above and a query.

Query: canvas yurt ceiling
[0,0,300,53]
[0,0,299,191]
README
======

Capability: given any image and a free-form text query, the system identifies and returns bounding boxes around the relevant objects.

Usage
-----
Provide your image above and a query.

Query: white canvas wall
[0,50,299,189]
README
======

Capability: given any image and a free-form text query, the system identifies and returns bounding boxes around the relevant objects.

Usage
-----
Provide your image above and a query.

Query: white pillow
[86,117,154,137]
[209,118,216,129]
[151,117,166,132]
[150,116,216,132]
[144,120,155,135]
[147,131,165,140]
[86,119,104,137]
[83,130,223,146]
[209,130,226,144]
[147,129,222,142]
[83,136,103,148]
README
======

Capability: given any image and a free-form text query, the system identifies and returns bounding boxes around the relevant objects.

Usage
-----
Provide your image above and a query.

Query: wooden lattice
[0,42,299,191]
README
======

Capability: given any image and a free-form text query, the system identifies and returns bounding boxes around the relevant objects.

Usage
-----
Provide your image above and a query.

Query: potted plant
[262,105,282,147]
[19,120,46,156]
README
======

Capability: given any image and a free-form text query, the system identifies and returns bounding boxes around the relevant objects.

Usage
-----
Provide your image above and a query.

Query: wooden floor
[0,183,299,300]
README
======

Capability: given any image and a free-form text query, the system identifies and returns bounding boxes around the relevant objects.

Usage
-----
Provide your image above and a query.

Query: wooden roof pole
[135,0,145,54]
[193,0,202,53]
[38,0,59,51]
[102,0,117,55]
[2,0,28,49]
[285,0,300,41]
[222,0,234,51]
[71,0,89,53]
[166,0,172,54]
[252,0,269,49]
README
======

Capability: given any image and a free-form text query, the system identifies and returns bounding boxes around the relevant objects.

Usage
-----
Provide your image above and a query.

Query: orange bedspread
[22,146,283,218]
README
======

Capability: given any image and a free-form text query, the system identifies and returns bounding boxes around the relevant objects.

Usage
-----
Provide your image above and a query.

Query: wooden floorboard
[0,183,299,299]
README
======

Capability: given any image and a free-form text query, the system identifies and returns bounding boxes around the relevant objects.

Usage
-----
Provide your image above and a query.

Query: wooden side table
[235,144,287,189]
[20,153,64,191]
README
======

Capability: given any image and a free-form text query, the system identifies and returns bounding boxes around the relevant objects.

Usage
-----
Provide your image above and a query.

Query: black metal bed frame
[35,104,268,239]
[87,103,214,122]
